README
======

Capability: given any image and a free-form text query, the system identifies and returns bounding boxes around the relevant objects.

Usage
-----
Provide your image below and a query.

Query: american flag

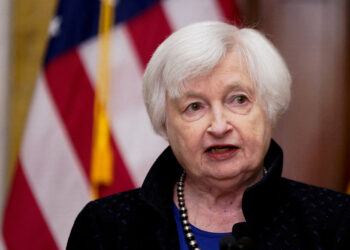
[1,0,239,249]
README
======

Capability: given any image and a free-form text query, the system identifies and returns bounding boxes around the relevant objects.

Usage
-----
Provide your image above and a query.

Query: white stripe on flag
[0,232,7,250]
[78,24,167,187]
[162,0,224,29]
[21,75,91,249]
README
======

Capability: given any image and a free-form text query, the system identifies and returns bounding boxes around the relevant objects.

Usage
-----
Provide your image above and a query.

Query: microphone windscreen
[236,236,254,249]
[219,235,237,250]
[231,223,255,249]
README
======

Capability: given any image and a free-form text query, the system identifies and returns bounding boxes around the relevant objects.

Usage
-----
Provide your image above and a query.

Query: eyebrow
[182,82,253,99]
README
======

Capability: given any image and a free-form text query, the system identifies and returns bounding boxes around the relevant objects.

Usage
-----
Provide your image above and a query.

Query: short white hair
[143,21,291,138]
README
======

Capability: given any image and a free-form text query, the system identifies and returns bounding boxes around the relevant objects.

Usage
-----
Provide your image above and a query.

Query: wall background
[250,0,349,191]
[0,0,11,233]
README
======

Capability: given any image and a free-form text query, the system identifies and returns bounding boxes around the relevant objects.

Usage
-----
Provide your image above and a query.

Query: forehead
[181,50,253,95]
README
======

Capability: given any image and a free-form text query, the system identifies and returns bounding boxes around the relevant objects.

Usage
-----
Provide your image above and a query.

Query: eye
[226,93,252,115]
[182,101,207,120]
[186,102,202,112]
[235,95,248,104]
[229,94,248,105]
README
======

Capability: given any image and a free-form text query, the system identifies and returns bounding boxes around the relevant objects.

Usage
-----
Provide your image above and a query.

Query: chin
[205,161,260,180]
[204,166,243,180]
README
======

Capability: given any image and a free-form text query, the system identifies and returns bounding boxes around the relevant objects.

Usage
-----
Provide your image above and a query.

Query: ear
[162,117,169,140]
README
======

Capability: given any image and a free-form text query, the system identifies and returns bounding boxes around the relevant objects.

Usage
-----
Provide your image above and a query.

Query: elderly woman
[67,22,350,249]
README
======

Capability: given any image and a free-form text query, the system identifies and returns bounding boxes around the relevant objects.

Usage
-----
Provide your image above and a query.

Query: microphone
[219,234,254,250]
[220,223,255,250]
[219,235,237,250]
[235,236,254,249]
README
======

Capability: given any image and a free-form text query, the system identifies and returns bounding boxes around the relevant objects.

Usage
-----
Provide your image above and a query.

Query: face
[165,51,272,185]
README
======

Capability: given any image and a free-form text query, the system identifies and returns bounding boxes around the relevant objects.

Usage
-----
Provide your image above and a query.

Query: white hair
[143,21,291,138]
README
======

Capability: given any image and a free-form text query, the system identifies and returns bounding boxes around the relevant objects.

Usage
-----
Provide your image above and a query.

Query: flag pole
[91,0,116,199]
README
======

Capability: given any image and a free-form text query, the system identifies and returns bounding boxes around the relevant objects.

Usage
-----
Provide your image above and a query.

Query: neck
[174,167,264,232]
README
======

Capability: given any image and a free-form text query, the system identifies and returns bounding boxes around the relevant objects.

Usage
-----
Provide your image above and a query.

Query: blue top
[173,203,231,250]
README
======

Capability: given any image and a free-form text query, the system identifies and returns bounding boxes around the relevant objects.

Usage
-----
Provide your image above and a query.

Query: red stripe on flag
[44,49,134,194]
[3,160,58,250]
[44,50,94,177]
[217,0,241,26]
[127,2,172,68]
[100,133,135,196]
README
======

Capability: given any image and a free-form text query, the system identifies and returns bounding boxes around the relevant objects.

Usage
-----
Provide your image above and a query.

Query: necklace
[177,171,200,250]
[176,167,267,250]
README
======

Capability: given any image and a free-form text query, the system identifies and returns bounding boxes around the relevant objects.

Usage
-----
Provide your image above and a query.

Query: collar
[140,139,284,224]
[140,146,183,221]
[242,139,284,227]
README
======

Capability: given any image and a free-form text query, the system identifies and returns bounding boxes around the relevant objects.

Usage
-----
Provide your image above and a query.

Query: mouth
[205,145,239,160]
[205,145,238,153]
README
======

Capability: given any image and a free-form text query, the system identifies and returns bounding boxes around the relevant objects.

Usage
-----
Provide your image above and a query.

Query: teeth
[210,147,232,153]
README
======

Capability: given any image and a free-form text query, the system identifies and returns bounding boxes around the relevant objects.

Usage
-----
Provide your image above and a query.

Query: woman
[67,22,350,250]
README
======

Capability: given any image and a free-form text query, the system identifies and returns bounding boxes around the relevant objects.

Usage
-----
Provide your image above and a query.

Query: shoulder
[280,178,350,246]
[281,178,350,207]
[91,188,143,208]
[81,188,145,222]
[67,188,149,249]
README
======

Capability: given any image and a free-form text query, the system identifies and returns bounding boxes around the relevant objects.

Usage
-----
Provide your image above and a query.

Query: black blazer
[67,140,350,249]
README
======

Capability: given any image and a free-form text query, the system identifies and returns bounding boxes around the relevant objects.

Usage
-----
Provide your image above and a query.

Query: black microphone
[219,234,254,250]
[219,235,237,250]
[235,236,254,249]
[220,223,255,250]
[232,223,255,250]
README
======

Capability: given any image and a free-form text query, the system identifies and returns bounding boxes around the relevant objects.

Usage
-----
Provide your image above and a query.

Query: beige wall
[0,0,11,231]
[242,0,349,191]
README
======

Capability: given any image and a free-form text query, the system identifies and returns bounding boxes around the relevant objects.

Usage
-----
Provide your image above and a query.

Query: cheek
[167,121,205,171]
[241,109,271,152]
[176,122,203,150]
[167,118,198,152]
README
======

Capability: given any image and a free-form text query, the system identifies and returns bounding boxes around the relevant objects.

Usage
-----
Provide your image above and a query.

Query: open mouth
[205,145,238,154]
[205,145,239,160]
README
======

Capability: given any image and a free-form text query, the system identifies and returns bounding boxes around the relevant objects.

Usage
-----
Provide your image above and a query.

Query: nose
[207,107,232,137]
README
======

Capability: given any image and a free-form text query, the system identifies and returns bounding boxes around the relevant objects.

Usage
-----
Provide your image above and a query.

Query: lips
[206,146,234,153]
[205,145,239,160]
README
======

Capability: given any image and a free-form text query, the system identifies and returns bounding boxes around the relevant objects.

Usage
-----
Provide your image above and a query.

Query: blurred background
[0,0,349,249]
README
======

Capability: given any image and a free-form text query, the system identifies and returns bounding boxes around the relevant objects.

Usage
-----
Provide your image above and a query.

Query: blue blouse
[173,203,231,250]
